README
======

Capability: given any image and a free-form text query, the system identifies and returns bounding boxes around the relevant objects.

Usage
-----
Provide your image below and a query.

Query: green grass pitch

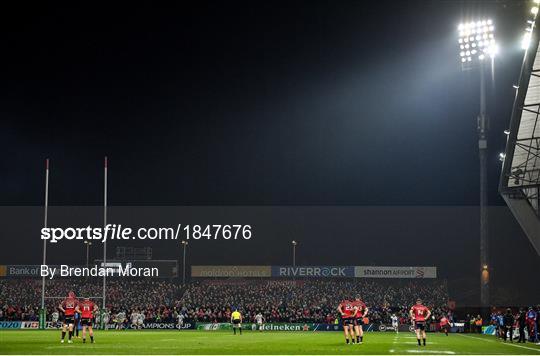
[1,330,540,354]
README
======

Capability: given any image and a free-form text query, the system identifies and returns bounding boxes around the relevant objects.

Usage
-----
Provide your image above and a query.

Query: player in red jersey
[75,297,99,343]
[58,291,79,344]
[338,300,358,344]
[410,299,431,346]
[440,315,450,336]
[352,296,369,344]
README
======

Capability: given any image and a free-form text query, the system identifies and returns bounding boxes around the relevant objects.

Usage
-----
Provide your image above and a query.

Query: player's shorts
[355,318,364,326]
[415,321,426,330]
[232,319,241,326]
[81,318,93,326]
[342,318,355,326]
[392,323,399,328]
[64,316,75,325]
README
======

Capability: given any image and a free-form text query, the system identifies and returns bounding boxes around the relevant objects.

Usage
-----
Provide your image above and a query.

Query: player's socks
[90,336,94,343]
[417,339,421,346]
[356,336,360,343]
[360,336,363,343]
[239,328,242,335]
[61,331,66,340]
[423,338,426,346]
[346,338,349,344]
[83,339,86,343]
[68,331,72,340]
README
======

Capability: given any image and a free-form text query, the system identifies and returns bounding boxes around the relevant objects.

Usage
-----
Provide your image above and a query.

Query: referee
[231,308,242,335]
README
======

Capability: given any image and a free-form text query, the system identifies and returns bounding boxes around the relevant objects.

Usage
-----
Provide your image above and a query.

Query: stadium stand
[0,279,450,324]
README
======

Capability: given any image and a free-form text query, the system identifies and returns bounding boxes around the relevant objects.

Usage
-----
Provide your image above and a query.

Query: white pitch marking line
[405,350,455,354]
[457,333,540,353]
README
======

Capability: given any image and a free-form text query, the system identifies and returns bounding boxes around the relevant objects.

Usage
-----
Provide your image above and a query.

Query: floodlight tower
[457,20,497,308]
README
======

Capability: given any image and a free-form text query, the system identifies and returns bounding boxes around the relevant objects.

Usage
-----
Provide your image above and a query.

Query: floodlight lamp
[499,153,506,162]
[479,54,485,60]
[532,7,539,15]
[504,129,510,135]
[534,0,540,4]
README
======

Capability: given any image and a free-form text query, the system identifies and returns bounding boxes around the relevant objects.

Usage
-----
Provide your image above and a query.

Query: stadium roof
[499,13,540,255]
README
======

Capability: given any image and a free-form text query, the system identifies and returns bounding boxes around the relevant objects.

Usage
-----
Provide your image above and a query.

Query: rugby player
[137,310,145,329]
[231,308,243,335]
[255,312,265,331]
[75,297,98,343]
[130,310,139,329]
[391,313,399,333]
[337,299,357,344]
[58,291,79,344]
[410,299,431,346]
[352,296,368,344]
[440,315,450,336]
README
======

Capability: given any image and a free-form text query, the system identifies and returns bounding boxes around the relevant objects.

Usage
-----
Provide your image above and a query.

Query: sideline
[457,333,540,353]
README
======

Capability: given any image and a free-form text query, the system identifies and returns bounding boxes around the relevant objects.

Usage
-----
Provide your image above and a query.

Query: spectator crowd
[0,278,451,326]
[178,279,451,325]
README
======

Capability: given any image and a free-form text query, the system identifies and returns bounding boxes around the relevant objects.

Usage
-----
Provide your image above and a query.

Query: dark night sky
[0,1,539,303]
[0,0,531,205]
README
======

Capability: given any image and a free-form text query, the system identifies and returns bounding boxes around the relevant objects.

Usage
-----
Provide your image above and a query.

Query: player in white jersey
[391,314,399,333]
[177,313,184,329]
[130,310,139,329]
[255,313,265,331]
[116,311,126,330]
[137,311,145,328]
[52,311,59,323]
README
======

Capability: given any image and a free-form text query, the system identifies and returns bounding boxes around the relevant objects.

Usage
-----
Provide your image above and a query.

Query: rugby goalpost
[39,157,109,330]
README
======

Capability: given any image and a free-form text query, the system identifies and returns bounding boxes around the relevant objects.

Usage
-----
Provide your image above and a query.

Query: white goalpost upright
[40,158,50,329]
[101,156,108,326]
[39,157,111,330]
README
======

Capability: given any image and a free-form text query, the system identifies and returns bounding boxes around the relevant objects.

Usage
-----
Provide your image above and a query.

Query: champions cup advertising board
[355,266,437,279]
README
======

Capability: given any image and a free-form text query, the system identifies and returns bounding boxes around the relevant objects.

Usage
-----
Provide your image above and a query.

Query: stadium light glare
[499,153,506,162]
[532,6,539,15]
[522,32,532,50]
[504,129,510,135]
[457,19,496,65]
